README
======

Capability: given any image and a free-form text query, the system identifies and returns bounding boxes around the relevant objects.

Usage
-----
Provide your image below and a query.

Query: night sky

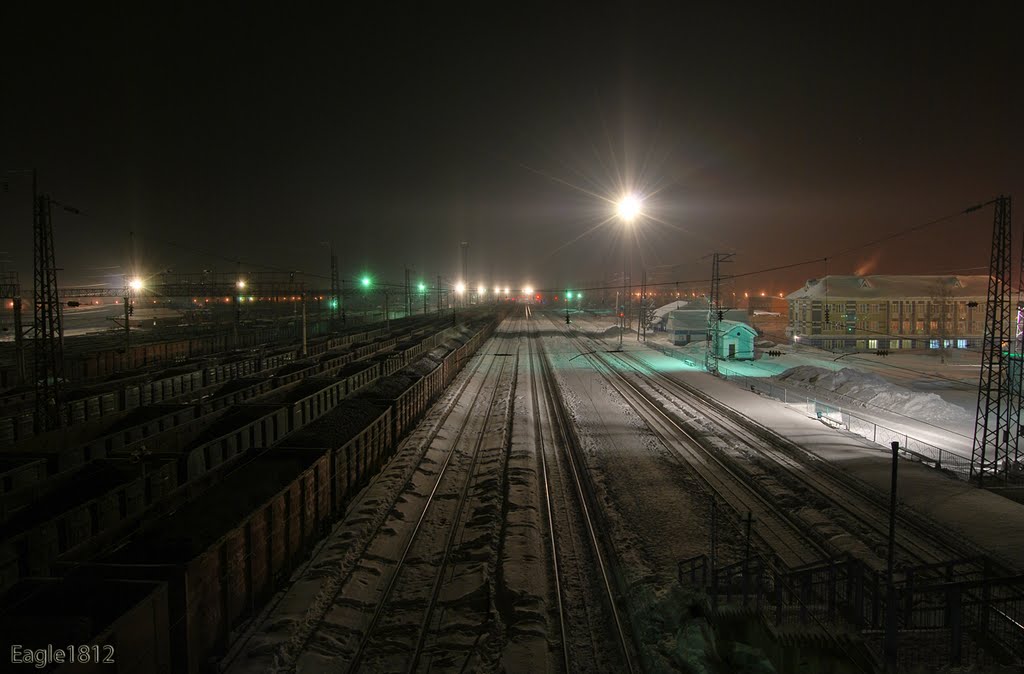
[2,4,1021,295]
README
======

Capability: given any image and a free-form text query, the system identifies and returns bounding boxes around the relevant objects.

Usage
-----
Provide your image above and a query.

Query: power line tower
[972,195,1013,486]
[705,252,733,375]
[1009,203,1024,473]
[33,193,65,432]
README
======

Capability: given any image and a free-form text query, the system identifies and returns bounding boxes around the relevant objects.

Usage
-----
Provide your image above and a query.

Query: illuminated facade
[786,275,988,351]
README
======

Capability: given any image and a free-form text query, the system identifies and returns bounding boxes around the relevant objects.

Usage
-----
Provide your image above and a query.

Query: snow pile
[602,325,627,337]
[774,365,973,425]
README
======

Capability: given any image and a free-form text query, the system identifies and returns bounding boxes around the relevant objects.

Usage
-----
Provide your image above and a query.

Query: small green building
[714,320,757,360]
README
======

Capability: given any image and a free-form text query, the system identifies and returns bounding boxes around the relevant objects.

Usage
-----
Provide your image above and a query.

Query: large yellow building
[786,275,989,351]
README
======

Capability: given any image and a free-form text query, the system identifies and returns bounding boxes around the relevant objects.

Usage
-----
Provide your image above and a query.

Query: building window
[868,339,878,349]
[957,339,967,349]
[930,339,939,349]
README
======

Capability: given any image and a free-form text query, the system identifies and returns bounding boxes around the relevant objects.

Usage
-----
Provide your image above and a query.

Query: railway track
[560,313,1024,664]
[546,312,827,570]
[526,305,637,673]
[597,335,1014,576]
[272,315,523,673]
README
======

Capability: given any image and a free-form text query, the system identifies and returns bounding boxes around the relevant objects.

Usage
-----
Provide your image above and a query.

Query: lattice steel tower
[33,193,65,432]
[705,252,733,375]
[972,195,1012,484]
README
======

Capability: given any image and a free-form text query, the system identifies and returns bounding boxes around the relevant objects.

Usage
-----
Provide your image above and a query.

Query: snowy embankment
[774,365,973,425]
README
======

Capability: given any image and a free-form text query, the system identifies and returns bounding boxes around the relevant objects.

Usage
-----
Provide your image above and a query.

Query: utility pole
[234,261,242,345]
[122,276,132,356]
[13,292,25,386]
[0,272,26,386]
[329,241,340,330]
[884,441,900,670]
[1,170,34,386]
[705,252,734,375]
[437,274,442,314]
[383,289,390,331]
[301,287,308,356]
[404,266,411,318]
[460,241,469,288]
[33,191,65,432]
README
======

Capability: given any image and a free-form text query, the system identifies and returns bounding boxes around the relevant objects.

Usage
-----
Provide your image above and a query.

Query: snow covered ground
[573,311,978,460]
[565,310,1024,572]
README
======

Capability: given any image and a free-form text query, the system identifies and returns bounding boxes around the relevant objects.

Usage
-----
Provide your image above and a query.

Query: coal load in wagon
[282,398,389,450]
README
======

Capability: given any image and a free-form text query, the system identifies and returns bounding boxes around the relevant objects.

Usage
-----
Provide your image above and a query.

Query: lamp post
[616,194,642,348]
[125,276,143,355]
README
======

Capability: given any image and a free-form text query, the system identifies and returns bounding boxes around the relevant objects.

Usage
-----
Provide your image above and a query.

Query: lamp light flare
[129,278,144,291]
[503,287,510,295]
[478,285,486,295]
[455,282,466,294]
[523,286,534,296]
[616,193,642,222]
[236,279,246,289]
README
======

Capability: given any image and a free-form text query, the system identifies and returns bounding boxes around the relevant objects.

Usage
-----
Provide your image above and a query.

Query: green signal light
[418,282,426,292]
[566,291,573,300]
[361,276,371,288]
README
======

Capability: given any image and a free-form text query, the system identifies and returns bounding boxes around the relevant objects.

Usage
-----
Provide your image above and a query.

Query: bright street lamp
[129,278,144,291]
[236,279,246,290]
[455,282,466,294]
[617,193,642,223]
[615,192,643,347]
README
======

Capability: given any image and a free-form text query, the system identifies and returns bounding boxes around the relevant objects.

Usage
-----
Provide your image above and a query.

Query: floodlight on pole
[617,193,642,223]
[130,278,144,291]
[455,282,466,294]
[615,192,643,348]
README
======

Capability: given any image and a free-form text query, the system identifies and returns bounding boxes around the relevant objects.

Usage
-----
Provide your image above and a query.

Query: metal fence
[715,367,975,480]
[678,553,1024,670]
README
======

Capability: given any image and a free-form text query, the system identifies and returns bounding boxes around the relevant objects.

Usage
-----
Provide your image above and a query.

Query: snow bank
[774,365,973,425]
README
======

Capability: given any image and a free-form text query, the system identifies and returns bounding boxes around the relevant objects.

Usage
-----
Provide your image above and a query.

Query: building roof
[718,319,757,336]
[668,308,747,330]
[786,275,988,301]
